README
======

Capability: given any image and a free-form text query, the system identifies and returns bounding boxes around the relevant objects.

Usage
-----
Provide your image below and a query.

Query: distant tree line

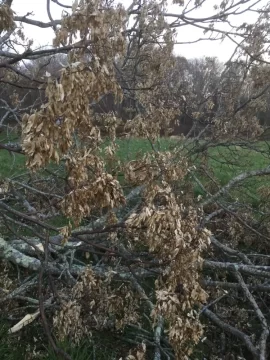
[1,53,270,138]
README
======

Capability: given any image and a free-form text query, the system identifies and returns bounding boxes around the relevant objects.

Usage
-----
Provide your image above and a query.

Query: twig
[204,260,270,278]
[128,274,164,360]
[202,308,259,359]
[234,269,269,360]
[210,236,253,265]
[0,276,38,303]
[38,267,71,360]
[202,166,270,207]
[202,280,270,293]
[200,292,228,314]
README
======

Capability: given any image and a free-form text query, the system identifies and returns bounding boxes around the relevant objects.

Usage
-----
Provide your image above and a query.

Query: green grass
[195,142,270,206]
[0,151,25,179]
[112,138,269,206]
[42,334,123,360]
[114,137,176,161]
[208,142,270,182]
[0,134,269,207]
[0,319,127,360]
[0,131,25,179]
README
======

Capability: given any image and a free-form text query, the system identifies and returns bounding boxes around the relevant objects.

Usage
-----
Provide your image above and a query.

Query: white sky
[11,0,263,62]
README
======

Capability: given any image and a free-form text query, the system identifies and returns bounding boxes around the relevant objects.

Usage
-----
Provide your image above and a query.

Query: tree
[0,0,270,359]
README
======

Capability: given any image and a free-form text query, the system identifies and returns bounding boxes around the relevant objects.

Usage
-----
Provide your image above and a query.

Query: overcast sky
[11,0,263,62]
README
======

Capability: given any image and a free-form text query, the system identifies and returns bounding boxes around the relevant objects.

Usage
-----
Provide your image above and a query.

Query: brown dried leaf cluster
[62,172,125,224]
[125,151,188,186]
[126,185,210,358]
[21,58,119,169]
[21,0,127,226]
[125,106,178,141]
[54,0,126,61]
[0,4,14,33]
[54,267,140,343]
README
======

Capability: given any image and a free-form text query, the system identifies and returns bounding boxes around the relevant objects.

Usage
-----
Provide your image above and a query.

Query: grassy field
[0,131,25,179]
[0,135,269,203]
[0,130,269,216]
[117,138,269,205]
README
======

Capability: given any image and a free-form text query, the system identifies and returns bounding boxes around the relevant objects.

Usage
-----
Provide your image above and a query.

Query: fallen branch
[234,270,269,360]
[0,142,23,154]
[202,166,270,207]
[0,236,160,279]
[202,280,270,292]
[204,260,270,278]
[210,236,253,265]
[128,273,164,360]
[0,276,38,303]
[202,308,259,359]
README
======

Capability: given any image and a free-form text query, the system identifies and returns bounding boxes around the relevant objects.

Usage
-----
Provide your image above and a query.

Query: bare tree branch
[203,308,259,359]
[234,270,269,360]
[202,167,270,207]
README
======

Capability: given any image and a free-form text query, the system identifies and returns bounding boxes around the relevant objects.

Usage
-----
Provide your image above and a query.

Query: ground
[0,132,269,359]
